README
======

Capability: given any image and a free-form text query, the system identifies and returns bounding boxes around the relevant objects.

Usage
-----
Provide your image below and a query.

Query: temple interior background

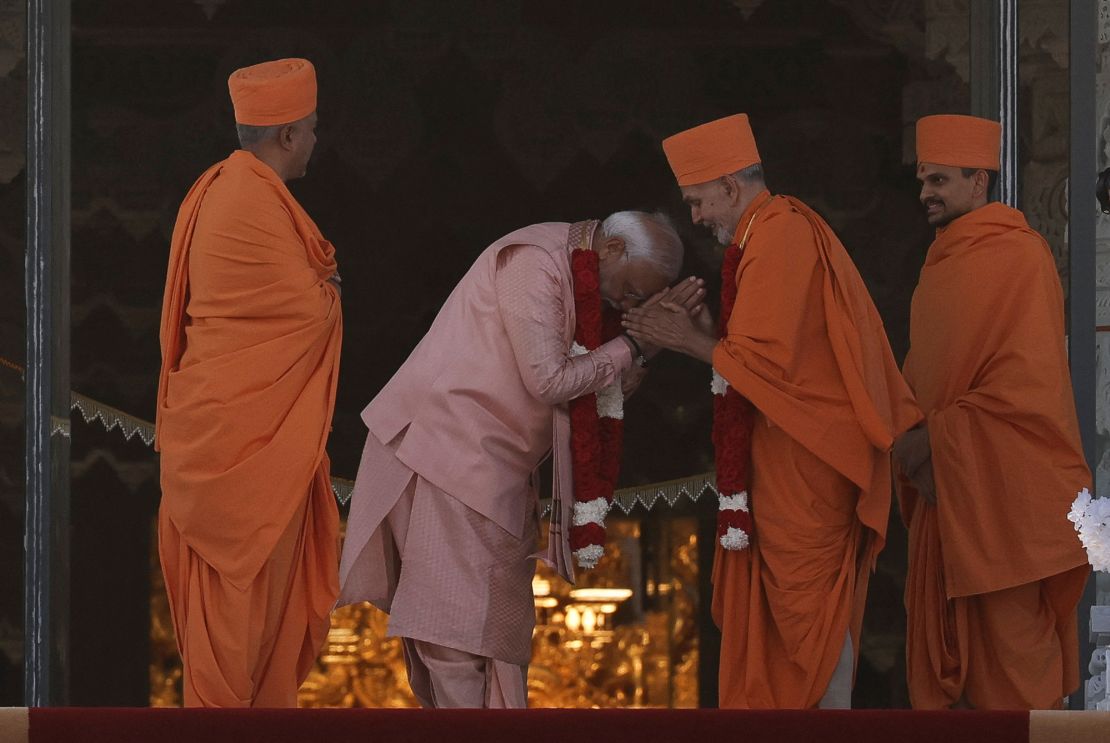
[0,0,1075,707]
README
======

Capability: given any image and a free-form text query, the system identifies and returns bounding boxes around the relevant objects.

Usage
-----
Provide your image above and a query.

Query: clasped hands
[891,425,937,505]
[621,277,718,364]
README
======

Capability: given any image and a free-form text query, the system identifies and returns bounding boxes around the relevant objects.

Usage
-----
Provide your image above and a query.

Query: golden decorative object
[150,516,700,708]
[148,539,183,709]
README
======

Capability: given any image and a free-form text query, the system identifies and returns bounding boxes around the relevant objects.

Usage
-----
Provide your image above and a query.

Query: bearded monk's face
[917,162,988,227]
[680,180,743,245]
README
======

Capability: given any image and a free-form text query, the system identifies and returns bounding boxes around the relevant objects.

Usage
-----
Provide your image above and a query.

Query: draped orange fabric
[156,149,342,706]
[899,202,1090,709]
[710,191,921,708]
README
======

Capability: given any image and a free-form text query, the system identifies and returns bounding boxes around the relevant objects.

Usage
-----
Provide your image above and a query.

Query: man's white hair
[599,211,683,281]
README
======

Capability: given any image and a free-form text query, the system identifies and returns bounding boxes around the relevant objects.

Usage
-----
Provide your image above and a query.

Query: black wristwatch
[623,333,648,368]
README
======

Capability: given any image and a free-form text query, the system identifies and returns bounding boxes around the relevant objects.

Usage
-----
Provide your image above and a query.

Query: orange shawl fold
[900,202,1089,598]
[156,150,342,590]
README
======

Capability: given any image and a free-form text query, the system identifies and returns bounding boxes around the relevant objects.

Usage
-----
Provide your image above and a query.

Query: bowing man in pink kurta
[338,214,683,707]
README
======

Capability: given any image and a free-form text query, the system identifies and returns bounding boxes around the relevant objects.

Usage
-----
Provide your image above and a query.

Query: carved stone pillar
[1085,0,1109,711]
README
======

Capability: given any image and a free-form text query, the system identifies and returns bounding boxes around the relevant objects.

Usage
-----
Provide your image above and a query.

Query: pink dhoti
[338,430,537,708]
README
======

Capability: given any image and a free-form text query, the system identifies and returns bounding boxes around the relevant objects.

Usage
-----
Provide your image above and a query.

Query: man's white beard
[715,225,734,244]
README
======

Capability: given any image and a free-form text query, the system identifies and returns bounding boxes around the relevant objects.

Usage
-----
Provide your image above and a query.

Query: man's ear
[974,169,990,199]
[598,235,626,261]
[720,174,742,204]
[278,123,296,152]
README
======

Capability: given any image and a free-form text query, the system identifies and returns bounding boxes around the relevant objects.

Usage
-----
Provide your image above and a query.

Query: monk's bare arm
[495,244,632,405]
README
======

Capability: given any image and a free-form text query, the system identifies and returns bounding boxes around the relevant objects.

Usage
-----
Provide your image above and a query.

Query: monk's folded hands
[622,302,717,363]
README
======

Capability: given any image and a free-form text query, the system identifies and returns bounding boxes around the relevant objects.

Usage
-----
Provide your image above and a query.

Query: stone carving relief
[924,0,970,82]
[1024,1,1068,69]
[0,0,22,187]
[0,0,24,77]
[828,0,926,59]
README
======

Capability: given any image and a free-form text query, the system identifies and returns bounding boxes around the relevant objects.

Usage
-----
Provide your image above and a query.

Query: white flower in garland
[713,370,752,551]
[718,491,751,550]
[719,493,749,512]
[1069,488,1110,572]
[571,342,625,420]
[572,496,611,569]
[711,370,729,396]
[573,543,605,570]
[595,381,624,420]
[573,496,609,528]
[720,527,750,551]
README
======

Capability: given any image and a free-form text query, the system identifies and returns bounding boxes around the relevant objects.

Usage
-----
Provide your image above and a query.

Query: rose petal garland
[567,248,625,569]
[712,243,756,551]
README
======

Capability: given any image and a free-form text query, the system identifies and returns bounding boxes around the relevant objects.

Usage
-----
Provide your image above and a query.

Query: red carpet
[6,708,1040,743]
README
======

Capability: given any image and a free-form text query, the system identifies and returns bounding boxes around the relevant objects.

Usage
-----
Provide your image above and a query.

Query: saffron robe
[900,202,1090,709]
[711,190,921,708]
[156,150,342,707]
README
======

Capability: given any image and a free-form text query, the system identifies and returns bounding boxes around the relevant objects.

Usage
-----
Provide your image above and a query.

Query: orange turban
[916,114,1000,171]
[228,58,317,127]
[662,114,761,187]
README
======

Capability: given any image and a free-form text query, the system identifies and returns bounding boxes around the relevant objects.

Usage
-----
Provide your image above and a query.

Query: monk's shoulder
[970,225,1056,286]
[746,202,818,265]
[1007,227,1055,269]
[202,160,292,224]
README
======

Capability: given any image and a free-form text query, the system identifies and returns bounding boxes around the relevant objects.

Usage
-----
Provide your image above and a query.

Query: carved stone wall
[1089,0,1110,712]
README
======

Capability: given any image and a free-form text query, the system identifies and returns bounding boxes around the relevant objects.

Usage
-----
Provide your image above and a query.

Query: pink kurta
[338,221,631,666]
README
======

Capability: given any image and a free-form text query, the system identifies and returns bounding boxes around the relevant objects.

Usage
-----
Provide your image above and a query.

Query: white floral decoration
[569,342,624,420]
[719,492,749,512]
[596,380,624,420]
[720,527,750,551]
[573,497,610,527]
[574,544,605,570]
[711,370,729,396]
[1069,487,1110,572]
[717,491,751,551]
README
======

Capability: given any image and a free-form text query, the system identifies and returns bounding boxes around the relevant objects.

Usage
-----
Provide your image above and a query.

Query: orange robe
[900,202,1090,710]
[711,190,921,708]
[155,150,342,707]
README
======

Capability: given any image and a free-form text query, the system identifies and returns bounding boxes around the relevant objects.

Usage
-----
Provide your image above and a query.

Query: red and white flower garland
[567,247,625,569]
[712,240,757,551]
